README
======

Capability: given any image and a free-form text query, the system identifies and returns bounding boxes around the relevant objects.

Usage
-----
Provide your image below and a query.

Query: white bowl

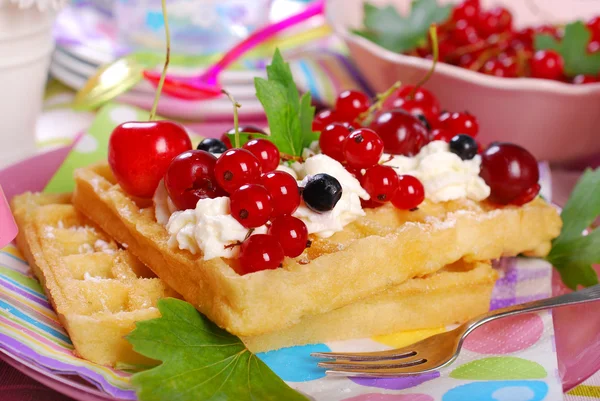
[326,0,600,163]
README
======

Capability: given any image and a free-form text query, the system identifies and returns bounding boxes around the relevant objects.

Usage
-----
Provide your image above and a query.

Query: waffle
[73,162,561,337]
[11,192,178,367]
[243,260,496,352]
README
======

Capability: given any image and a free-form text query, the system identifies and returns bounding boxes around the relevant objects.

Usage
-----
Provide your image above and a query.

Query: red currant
[573,75,598,84]
[476,7,512,38]
[451,20,481,46]
[530,50,564,80]
[260,171,301,217]
[239,234,284,274]
[313,109,339,132]
[513,28,535,50]
[431,128,455,143]
[108,121,192,198]
[268,216,309,257]
[481,58,518,78]
[335,90,370,120]
[243,139,280,172]
[230,184,273,228]
[391,175,425,210]
[480,142,540,205]
[360,198,383,209]
[164,150,221,210]
[362,165,399,203]
[438,39,459,61]
[587,16,600,41]
[220,133,232,149]
[383,86,441,124]
[319,123,353,162]
[535,25,562,39]
[214,148,262,194]
[370,110,428,156]
[222,125,267,148]
[451,0,479,24]
[342,128,384,169]
[438,111,479,137]
[588,40,600,53]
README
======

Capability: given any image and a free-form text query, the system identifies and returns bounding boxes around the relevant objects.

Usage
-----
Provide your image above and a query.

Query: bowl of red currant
[326,0,600,164]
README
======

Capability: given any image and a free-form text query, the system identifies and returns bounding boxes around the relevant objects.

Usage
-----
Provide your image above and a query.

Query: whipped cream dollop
[381,140,490,203]
[153,180,179,225]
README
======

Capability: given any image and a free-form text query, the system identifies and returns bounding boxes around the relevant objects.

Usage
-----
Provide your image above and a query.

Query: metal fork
[312,284,600,377]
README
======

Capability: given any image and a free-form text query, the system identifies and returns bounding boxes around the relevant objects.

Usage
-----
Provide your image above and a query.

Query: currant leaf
[534,21,600,77]
[127,298,309,401]
[353,0,452,53]
[546,168,600,290]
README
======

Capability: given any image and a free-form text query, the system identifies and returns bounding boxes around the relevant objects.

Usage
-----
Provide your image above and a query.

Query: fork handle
[463,284,600,337]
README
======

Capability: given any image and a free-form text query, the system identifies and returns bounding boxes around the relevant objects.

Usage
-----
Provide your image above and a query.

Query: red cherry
[342,128,384,169]
[313,109,339,132]
[335,90,370,120]
[268,215,309,257]
[319,123,353,162]
[220,133,232,149]
[451,0,479,24]
[383,86,441,123]
[530,50,564,80]
[164,150,221,210]
[230,184,273,228]
[573,75,598,84]
[438,111,479,137]
[431,128,456,143]
[369,110,428,156]
[476,7,512,38]
[391,175,425,210]
[260,171,301,217]
[239,234,285,274]
[450,20,481,46]
[510,183,541,206]
[214,148,262,194]
[362,165,399,203]
[243,139,280,172]
[108,121,192,198]
[360,198,383,209]
[480,142,540,205]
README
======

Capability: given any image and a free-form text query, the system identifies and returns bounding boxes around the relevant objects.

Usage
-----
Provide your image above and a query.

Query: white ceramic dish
[326,0,600,163]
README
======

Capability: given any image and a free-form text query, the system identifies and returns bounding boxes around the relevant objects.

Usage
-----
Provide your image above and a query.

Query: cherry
[450,20,481,46]
[243,139,280,172]
[451,0,479,24]
[319,123,353,162]
[361,165,399,203]
[230,184,273,228]
[239,234,285,274]
[268,215,309,257]
[214,148,262,194]
[335,90,370,120]
[391,175,425,210]
[220,133,232,149]
[164,150,221,210]
[383,86,441,123]
[530,50,564,80]
[438,111,479,137]
[573,75,598,84]
[480,142,540,205]
[431,128,455,143]
[342,128,384,169]
[108,121,192,198]
[510,183,541,206]
[476,7,512,38]
[370,110,428,156]
[313,109,339,132]
[260,171,301,217]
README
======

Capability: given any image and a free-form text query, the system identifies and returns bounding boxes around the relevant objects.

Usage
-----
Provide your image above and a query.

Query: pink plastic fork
[0,186,17,248]
[143,0,325,100]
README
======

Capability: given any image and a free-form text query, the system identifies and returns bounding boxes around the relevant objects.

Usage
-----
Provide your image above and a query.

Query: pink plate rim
[1,148,599,400]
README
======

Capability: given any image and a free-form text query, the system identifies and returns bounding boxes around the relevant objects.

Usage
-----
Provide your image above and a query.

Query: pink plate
[0,149,599,399]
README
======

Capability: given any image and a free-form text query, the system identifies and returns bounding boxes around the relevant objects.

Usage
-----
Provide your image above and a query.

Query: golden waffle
[243,260,497,352]
[11,192,178,367]
[73,162,561,337]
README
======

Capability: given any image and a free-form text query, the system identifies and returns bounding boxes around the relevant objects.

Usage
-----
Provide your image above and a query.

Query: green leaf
[546,168,600,290]
[127,298,309,401]
[226,132,269,148]
[253,49,318,157]
[353,0,453,53]
[534,21,600,76]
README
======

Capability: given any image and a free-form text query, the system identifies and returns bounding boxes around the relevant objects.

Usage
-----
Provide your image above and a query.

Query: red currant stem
[148,0,170,121]
[221,89,242,148]
[356,81,402,126]
[280,153,304,163]
[244,228,255,241]
[409,25,438,100]
[448,32,511,59]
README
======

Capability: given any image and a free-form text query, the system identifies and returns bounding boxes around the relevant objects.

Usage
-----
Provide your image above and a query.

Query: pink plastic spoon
[143,0,325,100]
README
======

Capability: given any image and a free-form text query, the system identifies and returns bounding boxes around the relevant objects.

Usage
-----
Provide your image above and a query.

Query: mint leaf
[546,168,600,290]
[534,22,600,76]
[127,298,309,401]
[254,49,318,157]
[353,0,452,53]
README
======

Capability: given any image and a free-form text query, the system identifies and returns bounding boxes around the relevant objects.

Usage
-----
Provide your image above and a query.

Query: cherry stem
[409,24,439,100]
[148,0,170,121]
[356,81,402,126]
[221,89,242,148]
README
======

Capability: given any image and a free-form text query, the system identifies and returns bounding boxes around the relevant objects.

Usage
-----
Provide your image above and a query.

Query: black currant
[197,138,228,154]
[302,173,343,212]
[449,134,478,160]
